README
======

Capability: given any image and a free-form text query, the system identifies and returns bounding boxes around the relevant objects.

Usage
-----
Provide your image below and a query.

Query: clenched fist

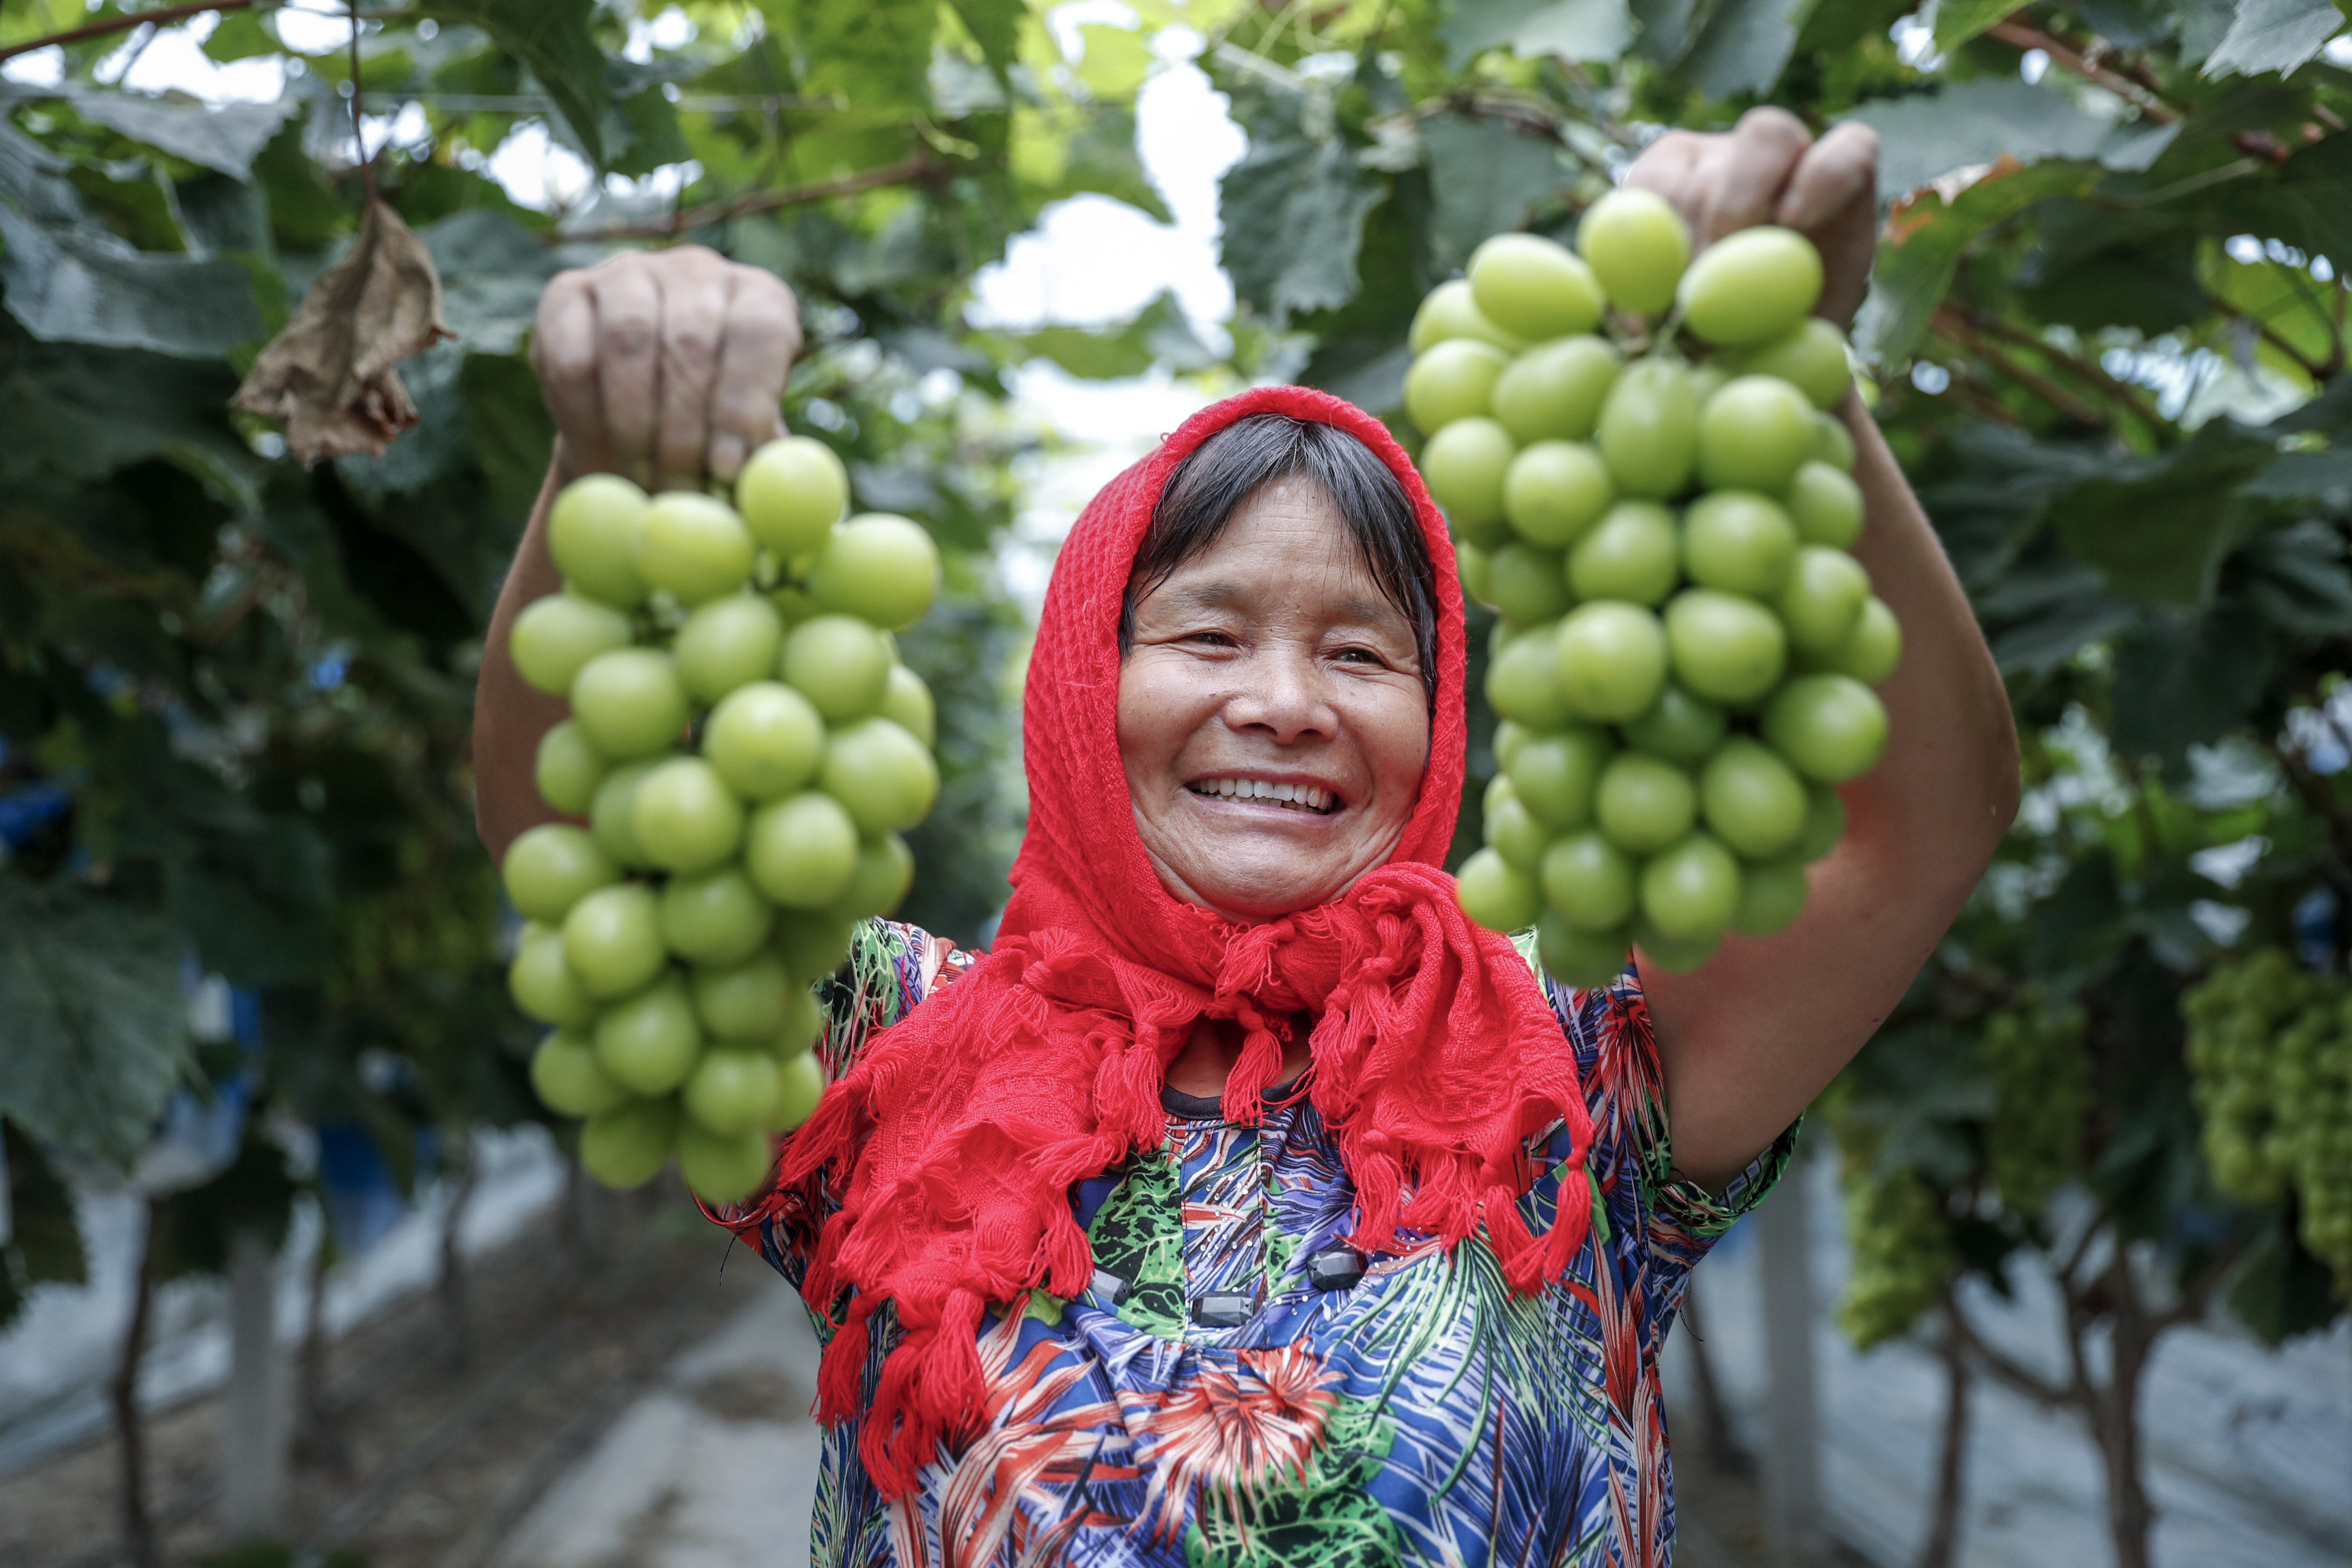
[530,247,802,492]
[1623,108,1880,332]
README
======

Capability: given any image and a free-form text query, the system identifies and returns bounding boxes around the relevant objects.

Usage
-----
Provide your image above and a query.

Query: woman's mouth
[1186,776,1339,814]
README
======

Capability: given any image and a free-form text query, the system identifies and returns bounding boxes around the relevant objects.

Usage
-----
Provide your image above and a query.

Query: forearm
[1838,392,2020,888]
[474,452,575,864]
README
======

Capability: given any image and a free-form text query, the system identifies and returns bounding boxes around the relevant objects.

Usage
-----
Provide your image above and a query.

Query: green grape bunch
[2184,949,2352,1287]
[1429,193,1897,985]
[1980,1000,2090,1220]
[1836,1164,1954,1350]
[501,437,944,1206]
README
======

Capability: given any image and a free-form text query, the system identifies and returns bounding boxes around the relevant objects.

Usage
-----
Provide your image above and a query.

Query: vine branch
[0,0,249,64]
[1984,18,2180,124]
[559,154,939,242]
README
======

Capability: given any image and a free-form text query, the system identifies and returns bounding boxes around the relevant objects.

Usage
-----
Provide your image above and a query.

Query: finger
[1776,120,1878,232]
[591,258,663,490]
[653,263,730,490]
[707,270,801,482]
[531,275,611,474]
[1621,130,1710,228]
[1694,107,1810,245]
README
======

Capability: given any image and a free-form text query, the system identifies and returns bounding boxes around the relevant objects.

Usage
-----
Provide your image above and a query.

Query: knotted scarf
[751,384,1594,1496]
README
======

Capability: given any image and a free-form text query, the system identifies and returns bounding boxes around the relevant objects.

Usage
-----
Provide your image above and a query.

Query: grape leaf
[1933,0,2020,49]
[1855,159,2099,366]
[1678,0,1811,98]
[418,0,615,166]
[2201,0,2346,78]
[58,86,298,179]
[2235,521,2352,635]
[1441,0,1634,65]
[1421,113,1569,270]
[1014,291,1217,379]
[2111,605,2273,765]
[1845,81,2182,200]
[0,880,192,1167]
[1219,115,1381,319]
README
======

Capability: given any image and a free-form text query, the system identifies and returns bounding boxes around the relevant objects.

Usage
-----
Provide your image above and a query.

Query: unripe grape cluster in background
[502,438,943,1205]
[2185,949,2352,1285]
[1423,193,1899,983]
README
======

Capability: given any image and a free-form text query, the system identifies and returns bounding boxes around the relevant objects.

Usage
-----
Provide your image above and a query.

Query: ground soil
[0,1173,765,1568]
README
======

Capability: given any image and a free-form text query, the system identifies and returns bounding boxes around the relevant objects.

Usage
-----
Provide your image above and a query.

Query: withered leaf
[233,198,454,465]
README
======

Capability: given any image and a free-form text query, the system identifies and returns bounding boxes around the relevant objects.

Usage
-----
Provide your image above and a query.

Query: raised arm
[474,248,802,864]
[1625,110,2022,1188]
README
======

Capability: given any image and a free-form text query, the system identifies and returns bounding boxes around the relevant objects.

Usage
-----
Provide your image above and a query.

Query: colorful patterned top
[750,919,1793,1568]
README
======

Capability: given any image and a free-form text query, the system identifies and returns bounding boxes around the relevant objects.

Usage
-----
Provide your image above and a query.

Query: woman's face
[1117,477,1431,922]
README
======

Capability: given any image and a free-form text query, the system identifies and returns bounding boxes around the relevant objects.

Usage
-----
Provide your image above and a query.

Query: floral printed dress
[747,920,1793,1568]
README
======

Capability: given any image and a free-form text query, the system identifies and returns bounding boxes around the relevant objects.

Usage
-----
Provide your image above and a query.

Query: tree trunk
[437,1130,477,1370]
[295,1226,348,1472]
[1756,1158,1824,1563]
[2085,1256,2158,1568]
[112,1198,159,1568]
[1917,1298,1971,1568]
[220,1227,290,1539]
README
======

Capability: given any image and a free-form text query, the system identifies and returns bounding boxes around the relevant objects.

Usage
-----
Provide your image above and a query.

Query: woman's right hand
[529,246,803,492]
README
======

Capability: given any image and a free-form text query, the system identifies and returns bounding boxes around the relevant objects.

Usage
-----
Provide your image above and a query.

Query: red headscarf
[762,385,1593,1495]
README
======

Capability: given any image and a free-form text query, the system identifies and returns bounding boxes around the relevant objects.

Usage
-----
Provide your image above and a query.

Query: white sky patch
[0,47,66,86]
[80,13,288,100]
[273,5,358,56]
[624,5,698,63]
[488,121,594,211]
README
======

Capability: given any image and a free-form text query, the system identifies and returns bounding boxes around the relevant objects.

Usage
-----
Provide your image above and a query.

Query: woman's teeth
[1190,778,1334,813]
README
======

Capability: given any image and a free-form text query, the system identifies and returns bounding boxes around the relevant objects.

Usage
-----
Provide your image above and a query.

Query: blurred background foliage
[4,0,2352,1560]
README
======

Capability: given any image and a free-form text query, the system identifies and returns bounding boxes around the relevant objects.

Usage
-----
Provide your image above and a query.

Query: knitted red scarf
[764,384,1593,1496]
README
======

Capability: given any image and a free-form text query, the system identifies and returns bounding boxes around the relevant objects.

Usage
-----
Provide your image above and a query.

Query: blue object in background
[314,1122,414,1254]
[2295,885,2338,970]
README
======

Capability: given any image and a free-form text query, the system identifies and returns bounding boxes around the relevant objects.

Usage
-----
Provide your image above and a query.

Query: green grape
[675,592,786,704]
[1810,594,1901,685]
[1541,829,1636,931]
[510,592,633,698]
[737,435,848,561]
[808,513,941,632]
[1699,737,1807,859]
[678,1120,778,1205]
[1595,752,1695,854]
[1811,412,1858,474]
[1775,546,1872,655]
[1835,1166,1954,1350]
[880,664,936,748]
[589,758,661,870]
[1639,832,1741,942]
[1406,340,1511,435]
[1731,855,1808,937]
[775,1049,828,1130]
[1504,440,1615,548]
[1981,1000,2090,1219]
[1595,359,1700,500]
[1537,912,1629,988]
[1486,782,1550,873]
[531,1028,629,1117]
[570,648,691,761]
[1736,318,1853,411]
[509,921,596,1026]
[1457,846,1542,933]
[1787,460,1865,549]
[502,823,620,923]
[781,615,893,724]
[1409,278,1524,354]
[1762,674,1889,783]
[535,720,608,817]
[1797,784,1845,862]
[746,791,860,908]
[773,909,856,986]
[1621,683,1726,764]
[1487,543,1574,625]
[684,1047,782,1136]
[1576,188,1689,316]
[1664,589,1787,706]
[1567,501,1679,606]
[692,951,794,1041]
[658,866,774,967]
[1422,417,1517,543]
[818,717,940,836]
[632,756,747,875]
[1506,726,1614,830]
[1458,539,1496,609]
[594,975,704,1095]
[548,473,650,608]
[562,883,668,999]
[1492,337,1621,445]
[1486,628,1575,731]
[1468,234,1606,341]
[1556,602,1668,722]
[828,833,916,921]
[639,492,755,605]
[1678,226,1824,347]
[704,681,825,802]
[1696,376,1816,494]
[1494,718,1532,773]
[580,1099,678,1190]
[1628,913,1719,974]
[1681,491,1798,598]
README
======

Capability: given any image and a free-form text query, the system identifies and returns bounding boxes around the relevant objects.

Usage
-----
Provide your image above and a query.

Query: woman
[475,111,2017,1566]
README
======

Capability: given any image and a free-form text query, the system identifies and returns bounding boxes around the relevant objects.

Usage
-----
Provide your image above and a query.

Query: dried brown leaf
[233,198,454,464]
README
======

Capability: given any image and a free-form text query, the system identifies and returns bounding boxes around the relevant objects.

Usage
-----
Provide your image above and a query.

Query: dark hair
[1117,415,1439,703]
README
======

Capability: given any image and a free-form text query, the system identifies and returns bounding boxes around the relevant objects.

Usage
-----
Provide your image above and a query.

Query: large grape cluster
[501,438,943,1205]
[1427,194,1899,983]
[2183,949,2352,1283]
[1980,1000,2090,1220]
[1835,1163,1954,1350]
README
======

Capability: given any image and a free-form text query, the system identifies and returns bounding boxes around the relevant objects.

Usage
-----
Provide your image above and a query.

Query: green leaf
[2244,447,2352,507]
[1442,0,1634,65]
[1933,0,2022,48]
[1035,106,1172,223]
[1844,81,2181,200]
[418,0,614,167]
[2111,605,2273,764]
[1419,112,1568,271]
[945,0,1023,78]
[2234,520,2352,634]
[1855,159,2098,365]
[0,880,193,1167]
[1219,103,1381,319]
[57,86,298,179]
[2054,422,2275,605]
[2201,0,2346,78]
[1013,291,1217,379]
[0,1124,88,1333]
[2239,130,2352,275]
[152,1126,300,1281]
[1678,0,1813,97]
[421,208,561,354]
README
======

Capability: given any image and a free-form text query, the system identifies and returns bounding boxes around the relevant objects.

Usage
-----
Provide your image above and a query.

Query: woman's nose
[1226,646,1338,743]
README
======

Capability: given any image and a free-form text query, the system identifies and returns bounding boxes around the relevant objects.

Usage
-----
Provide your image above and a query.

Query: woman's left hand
[1621,107,1880,331]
